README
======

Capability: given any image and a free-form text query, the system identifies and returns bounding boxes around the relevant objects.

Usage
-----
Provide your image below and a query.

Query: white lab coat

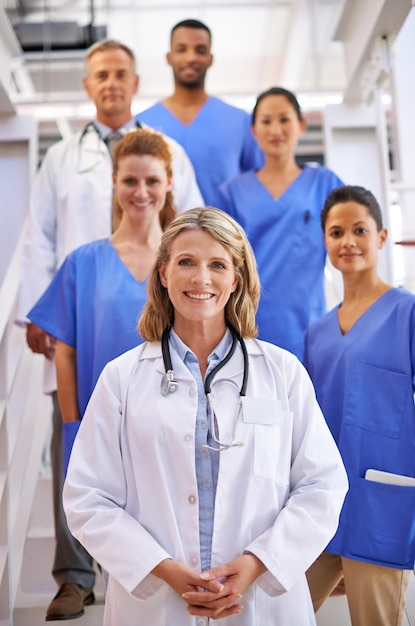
[16,122,204,391]
[64,338,348,626]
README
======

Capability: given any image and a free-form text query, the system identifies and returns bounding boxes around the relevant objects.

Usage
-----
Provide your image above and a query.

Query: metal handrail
[0,222,26,344]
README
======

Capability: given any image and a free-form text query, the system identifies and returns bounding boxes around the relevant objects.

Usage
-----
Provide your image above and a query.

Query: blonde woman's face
[159,229,238,330]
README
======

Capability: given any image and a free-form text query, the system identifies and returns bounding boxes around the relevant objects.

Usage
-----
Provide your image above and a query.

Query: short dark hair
[321,185,384,231]
[252,87,303,124]
[170,19,211,44]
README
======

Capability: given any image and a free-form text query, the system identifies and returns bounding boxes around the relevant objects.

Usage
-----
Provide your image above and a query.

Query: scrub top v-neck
[219,164,343,358]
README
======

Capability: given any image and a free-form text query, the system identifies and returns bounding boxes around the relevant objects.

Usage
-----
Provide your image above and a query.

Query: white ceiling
[4,0,348,115]
[1,0,413,159]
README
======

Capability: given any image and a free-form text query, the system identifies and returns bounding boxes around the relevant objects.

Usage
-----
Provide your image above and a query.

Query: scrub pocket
[345,362,410,438]
[289,207,323,269]
[241,397,292,483]
[347,476,415,568]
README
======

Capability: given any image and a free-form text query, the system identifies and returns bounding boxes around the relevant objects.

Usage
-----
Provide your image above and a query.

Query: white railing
[0,226,51,625]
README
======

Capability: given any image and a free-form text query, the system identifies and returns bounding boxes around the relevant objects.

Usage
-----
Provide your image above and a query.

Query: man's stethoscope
[160,325,249,452]
[77,121,142,173]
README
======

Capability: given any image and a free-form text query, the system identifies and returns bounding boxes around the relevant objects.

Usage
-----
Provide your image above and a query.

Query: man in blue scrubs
[138,19,263,207]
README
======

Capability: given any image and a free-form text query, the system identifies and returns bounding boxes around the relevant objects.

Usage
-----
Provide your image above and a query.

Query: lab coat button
[184,434,192,444]
[188,495,196,504]
[190,555,199,566]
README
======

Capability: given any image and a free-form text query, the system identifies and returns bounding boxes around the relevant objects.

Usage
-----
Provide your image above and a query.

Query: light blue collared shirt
[169,328,232,572]
[93,117,138,142]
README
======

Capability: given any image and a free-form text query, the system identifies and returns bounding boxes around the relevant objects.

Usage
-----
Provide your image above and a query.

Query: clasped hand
[26,323,56,360]
[153,554,266,620]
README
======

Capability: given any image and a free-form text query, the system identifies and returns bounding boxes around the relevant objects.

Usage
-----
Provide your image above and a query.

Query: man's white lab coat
[16,123,203,391]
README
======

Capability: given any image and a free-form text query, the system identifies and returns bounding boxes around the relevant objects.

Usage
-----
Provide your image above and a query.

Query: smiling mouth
[105,93,124,100]
[181,67,199,75]
[185,292,213,300]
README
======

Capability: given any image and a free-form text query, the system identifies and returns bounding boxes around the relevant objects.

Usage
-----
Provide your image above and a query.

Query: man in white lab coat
[16,38,203,622]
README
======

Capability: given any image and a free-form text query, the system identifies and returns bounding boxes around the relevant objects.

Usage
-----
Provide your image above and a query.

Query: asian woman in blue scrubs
[218,87,343,359]
[304,185,415,626]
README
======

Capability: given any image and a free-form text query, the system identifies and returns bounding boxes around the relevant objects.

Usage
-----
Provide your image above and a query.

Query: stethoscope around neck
[79,119,143,143]
[77,120,142,173]
[160,325,249,451]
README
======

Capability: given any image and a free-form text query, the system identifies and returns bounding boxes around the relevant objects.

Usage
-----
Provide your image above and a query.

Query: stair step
[19,536,55,595]
[27,475,54,539]
[13,602,105,626]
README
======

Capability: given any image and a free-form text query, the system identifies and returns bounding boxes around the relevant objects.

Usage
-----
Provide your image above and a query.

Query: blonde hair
[139,208,260,341]
[112,128,176,231]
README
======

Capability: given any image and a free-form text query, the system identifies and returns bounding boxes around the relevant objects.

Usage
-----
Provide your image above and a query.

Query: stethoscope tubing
[160,325,249,397]
[79,119,144,142]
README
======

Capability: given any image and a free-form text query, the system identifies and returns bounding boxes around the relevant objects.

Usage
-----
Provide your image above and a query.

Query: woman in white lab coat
[63,207,348,625]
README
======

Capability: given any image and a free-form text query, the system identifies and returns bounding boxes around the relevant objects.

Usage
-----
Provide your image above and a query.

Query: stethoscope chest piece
[160,325,249,450]
[160,370,178,396]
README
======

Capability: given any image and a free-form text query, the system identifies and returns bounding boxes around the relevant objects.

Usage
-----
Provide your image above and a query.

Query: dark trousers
[50,392,95,588]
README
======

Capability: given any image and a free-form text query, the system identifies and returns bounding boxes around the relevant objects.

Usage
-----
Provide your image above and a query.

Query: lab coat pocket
[347,476,415,568]
[345,362,410,438]
[242,397,292,483]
